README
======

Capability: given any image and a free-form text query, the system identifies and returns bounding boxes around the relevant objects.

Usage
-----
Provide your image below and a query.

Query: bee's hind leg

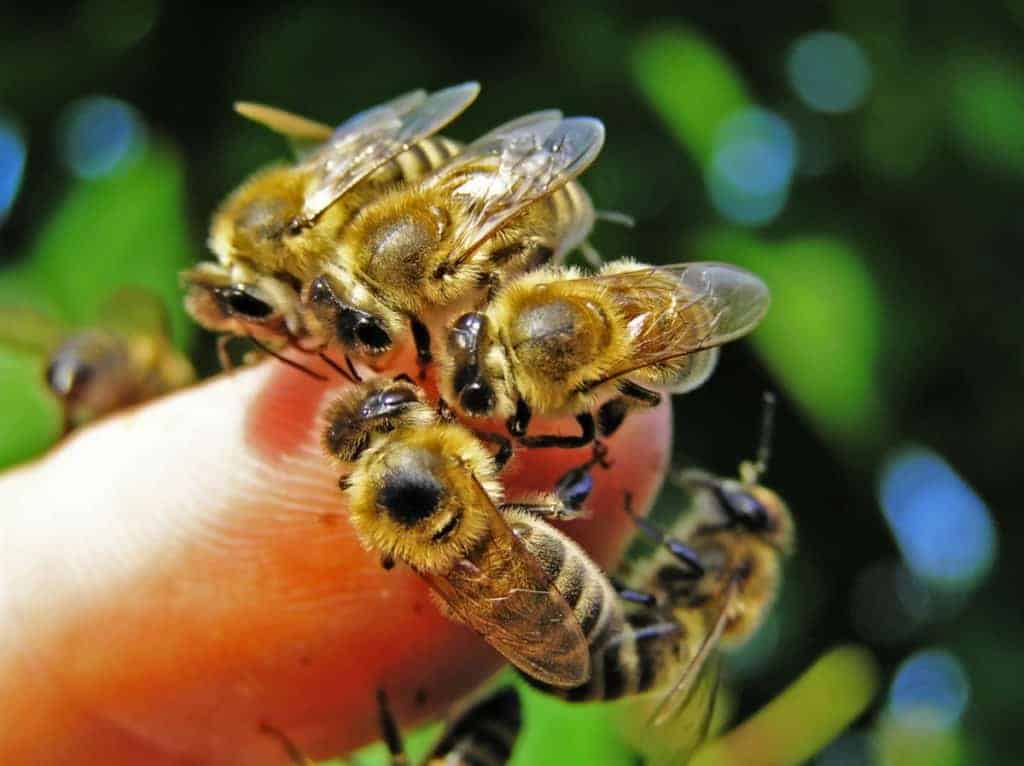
[517,412,596,450]
[597,381,661,436]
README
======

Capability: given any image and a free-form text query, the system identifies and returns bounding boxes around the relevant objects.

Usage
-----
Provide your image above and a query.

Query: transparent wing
[96,286,172,339]
[649,579,736,728]
[0,306,66,354]
[442,114,605,264]
[234,101,333,159]
[301,82,480,220]
[423,485,590,688]
[578,262,769,390]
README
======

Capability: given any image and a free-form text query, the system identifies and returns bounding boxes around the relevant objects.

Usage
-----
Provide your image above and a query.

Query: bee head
[182,264,298,344]
[713,478,794,554]
[45,331,133,416]
[305,275,401,358]
[345,428,498,574]
[321,379,433,463]
[445,313,501,417]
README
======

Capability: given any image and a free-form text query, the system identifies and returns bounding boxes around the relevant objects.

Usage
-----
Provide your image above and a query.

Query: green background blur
[1,2,1019,764]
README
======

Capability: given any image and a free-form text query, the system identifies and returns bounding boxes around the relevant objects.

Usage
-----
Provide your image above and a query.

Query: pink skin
[0,354,671,765]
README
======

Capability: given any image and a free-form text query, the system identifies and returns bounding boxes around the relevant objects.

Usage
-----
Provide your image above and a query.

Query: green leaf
[0,143,197,467]
[691,228,887,448]
[18,144,197,348]
[633,27,751,165]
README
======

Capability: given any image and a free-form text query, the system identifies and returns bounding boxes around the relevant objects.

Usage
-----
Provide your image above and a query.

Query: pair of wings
[236,82,604,262]
[560,262,770,392]
[0,286,172,356]
[421,472,591,688]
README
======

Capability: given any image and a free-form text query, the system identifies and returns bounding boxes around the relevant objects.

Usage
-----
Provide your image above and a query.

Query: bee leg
[410,317,432,376]
[259,721,313,765]
[552,441,613,509]
[622,493,705,577]
[517,413,597,450]
[505,399,532,438]
[474,429,514,469]
[216,335,235,371]
[499,500,582,522]
[610,576,658,608]
[375,689,408,766]
[597,397,629,436]
[393,372,415,385]
[598,382,662,437]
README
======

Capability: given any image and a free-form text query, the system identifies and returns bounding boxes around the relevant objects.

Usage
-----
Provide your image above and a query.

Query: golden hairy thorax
[489,268,630,411]
[336,172,594,315]
[210,136,462,281]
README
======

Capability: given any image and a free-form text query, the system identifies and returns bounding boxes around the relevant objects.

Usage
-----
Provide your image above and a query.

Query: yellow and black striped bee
[441,259,769,449]
[0,287,194,432]
[302,108,603,367]
[618,397,794,761]
[322,378,604,688]
[263,686,521,766]
[183,83,477,364]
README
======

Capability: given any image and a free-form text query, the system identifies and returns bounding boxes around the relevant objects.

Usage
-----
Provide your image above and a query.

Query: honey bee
[442,259,770,448]
[262,686,522,766]
[183,83,479,361]
[617,396,794,760]
[302,108,604,367]
[0,287,194,431]
[325,378,601,687]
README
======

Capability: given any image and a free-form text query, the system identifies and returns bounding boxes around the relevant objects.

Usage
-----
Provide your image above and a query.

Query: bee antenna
[375,689,406,761]
[249,338,327,382]
[743,390,776,484]
[317,351,356,383]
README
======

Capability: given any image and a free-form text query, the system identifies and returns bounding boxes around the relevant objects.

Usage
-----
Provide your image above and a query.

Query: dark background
[1,2,1019,763]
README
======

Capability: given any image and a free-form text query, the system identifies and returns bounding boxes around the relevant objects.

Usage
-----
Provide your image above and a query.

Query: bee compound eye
[458,378,496,415]
[354,318,391,352]
[217,287,274,319]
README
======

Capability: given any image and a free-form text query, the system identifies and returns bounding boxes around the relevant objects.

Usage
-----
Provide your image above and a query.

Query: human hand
[0,357,671,765]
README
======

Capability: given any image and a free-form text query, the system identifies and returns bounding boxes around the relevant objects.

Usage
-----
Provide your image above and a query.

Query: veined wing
[442,113,604,265]
[578,262,769,391]
[423,480,590,688]
[301,82,480,220]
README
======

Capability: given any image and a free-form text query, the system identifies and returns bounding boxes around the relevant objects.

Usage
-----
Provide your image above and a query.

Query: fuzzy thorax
[345,423,503,574]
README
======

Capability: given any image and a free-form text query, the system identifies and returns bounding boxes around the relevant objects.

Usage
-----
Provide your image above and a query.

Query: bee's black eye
[458,378,495,415]
[716,486,769,531]
[378,469,443,527]
[355,318,391,351]
[216,287,274,319]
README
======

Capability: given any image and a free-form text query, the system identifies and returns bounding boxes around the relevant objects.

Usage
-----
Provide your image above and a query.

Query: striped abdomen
[371,136,463,186]
[504,510,678,702]
[426,686,522,766]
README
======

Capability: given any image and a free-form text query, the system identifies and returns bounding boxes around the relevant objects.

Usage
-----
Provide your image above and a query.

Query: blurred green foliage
[1,1,1019,763]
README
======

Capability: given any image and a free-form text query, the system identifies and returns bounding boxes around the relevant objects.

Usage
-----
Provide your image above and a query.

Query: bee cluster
[182,83,794,765]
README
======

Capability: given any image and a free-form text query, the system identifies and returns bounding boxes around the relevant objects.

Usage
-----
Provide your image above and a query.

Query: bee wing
[0,306,67,354]
[233,102,333,159]
[300,82,480,220]
[648,578,737,729]
[443,114,605,264]
[422,489,590,688]
[578,262,769,391]
[95,287,172,340]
